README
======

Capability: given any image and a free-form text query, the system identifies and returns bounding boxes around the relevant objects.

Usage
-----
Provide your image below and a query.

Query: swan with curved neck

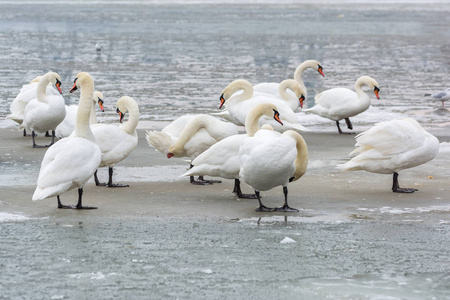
[219,79,309,132]
[91,96,139,187]
[19,72,66,147]
[183,103,283,198]
[32,72,101,209]
[253,59,325,101]
[304,75,380,134]
[8,75,61,129]
[147,114,238,185]
[239,129,308,212]
[337,118,439,193]
[56,91,105,138]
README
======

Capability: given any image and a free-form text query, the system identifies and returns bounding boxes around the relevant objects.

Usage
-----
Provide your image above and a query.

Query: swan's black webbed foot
[274,204,299,212]
[254,191,274,212]
[255,205,276,212]
[107,183,129,188]
[392,187,418,193]
[190,176,212,185]
[75,204,98,210]
[237,193,258,199]
[197,176,221,184]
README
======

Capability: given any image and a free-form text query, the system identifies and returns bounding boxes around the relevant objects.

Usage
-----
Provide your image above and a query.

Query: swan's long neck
[171,116,212,152]
[293,61,311,93]
[245,104,277,137]
[278,79,303,101]
[121,99,139,135]
[36,75,50,103]
[75,81,95,141]
[283,130,308,182]
[354,77,371,103]
[224,80,253,104]
[89,100,97,124]
[245,108,265,137]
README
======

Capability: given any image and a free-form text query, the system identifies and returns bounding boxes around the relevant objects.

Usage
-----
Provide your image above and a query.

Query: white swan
[337,118,439,193]
[146,114,238,184]
[253,59,325,101]
[239,129,308,212]
[7,75,61,135]
[425,88,450,107]
[55,91,105,139]
[32,72,101,209]
[19,72,66,147]
[90,96,139,187]
[219,79,310,132]
[303,76,380,134]
[182,103,283,198]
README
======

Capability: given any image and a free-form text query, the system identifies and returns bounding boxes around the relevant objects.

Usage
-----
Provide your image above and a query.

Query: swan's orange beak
[219,94,226,109]
[167,153,174,158]
[318,65,325,77]
[299,95,305,109]
[273,109,283,126]
[98,99,105,112]
[374,87,380,99]
[117,108,125,123]
[70,78,78,93]
[55,80,62,94]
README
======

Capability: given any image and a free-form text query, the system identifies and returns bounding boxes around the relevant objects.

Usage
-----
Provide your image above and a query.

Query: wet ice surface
[1,216,449,299]
[1,1,450,299]
[0,1,449,133]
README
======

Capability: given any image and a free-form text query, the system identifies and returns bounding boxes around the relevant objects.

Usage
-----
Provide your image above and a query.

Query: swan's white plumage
[253,59,324,101]
[304,75,379,122]
[146,114,238,161]
[32,72,101,202]
[183,103,280,180]
[19,72,66,134]
[220,79,310,132]
[337,118,439,174]
[7,76,60,125]
[91,96,139,168]
[239,130,297,191]
[56,91,104,139]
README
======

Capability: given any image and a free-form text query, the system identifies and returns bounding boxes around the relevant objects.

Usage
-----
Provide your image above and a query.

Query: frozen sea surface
[0,0,449,133]
[1,1,450,299]
[1,216,450,300]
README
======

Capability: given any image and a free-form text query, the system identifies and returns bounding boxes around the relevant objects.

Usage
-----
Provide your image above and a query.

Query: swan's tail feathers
[145,130,172,155]
[336,161,361,172]
[32,183,71,201]
[6,114,23,124]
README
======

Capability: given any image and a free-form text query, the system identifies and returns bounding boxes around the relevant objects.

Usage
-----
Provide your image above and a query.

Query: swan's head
[357,76,380,100]
[45,72,62,94]
[70,72,93,93]
[219,79,253,109]
[93,91,105,112]
[116,107,125,123]
[273,109,283,126]
[303,60,325,77]
[167,145,181,159]
[219,93,226,109]
[317,64,325,77]
[280,79,306,108]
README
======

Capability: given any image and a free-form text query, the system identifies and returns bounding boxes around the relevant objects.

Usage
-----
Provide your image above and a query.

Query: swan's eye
[73,78,78,84]
[374,86,380,92]
[116,108,120,113]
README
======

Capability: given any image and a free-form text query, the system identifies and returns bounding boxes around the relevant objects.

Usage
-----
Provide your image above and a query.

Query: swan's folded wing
[34,139,101,200]
[351,120,425,158]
